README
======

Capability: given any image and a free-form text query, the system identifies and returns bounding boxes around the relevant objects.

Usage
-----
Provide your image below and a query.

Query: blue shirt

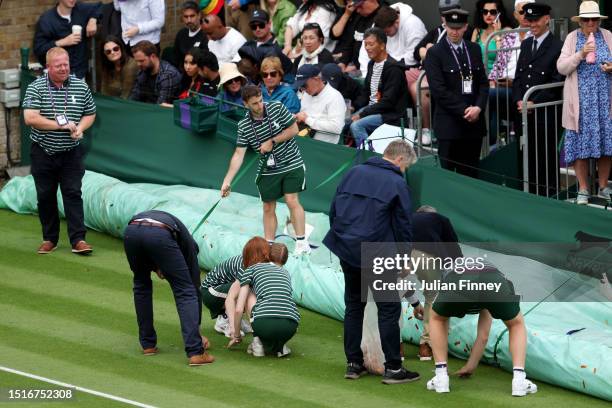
[260,83,301,114]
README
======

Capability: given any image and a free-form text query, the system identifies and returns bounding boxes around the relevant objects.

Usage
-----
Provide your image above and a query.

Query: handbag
[173,96,218,134]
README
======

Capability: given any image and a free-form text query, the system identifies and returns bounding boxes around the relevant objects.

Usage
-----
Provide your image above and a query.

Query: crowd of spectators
[33,0,612,200]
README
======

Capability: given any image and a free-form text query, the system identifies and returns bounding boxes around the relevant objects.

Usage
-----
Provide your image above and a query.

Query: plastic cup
[72,25,82,35]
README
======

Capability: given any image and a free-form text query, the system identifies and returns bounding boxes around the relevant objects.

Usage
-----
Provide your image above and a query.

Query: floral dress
[564,30,612,164]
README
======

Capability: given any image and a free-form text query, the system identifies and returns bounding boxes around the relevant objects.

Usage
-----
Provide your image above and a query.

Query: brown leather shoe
[37,241,57,254]
[142,347,158,356]
[418,343,433,361]
[188,352,215,366]
[72,240,93,254]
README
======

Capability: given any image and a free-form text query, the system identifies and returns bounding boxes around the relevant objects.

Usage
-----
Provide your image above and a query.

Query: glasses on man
[581,17,600,22]
[482,8,499,16]
[104,46,120,55]
[261,71,278,78]
[249,22,266,30]
[517,10,525,15]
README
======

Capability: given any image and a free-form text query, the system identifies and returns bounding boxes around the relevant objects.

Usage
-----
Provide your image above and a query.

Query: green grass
[0,209,608,408]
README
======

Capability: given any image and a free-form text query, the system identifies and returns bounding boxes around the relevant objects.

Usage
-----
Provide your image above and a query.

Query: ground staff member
[23,47,96,255]
[221,85,311,255]
[424,9,489,178]
[123,210,214,366]
[426,261,537,397]
[323,140,423,385]
[227,237,297,357]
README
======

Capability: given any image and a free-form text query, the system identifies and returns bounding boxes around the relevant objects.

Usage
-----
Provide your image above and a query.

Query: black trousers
[341,260,402,370]
[437,138,482,179]
[123,224,204,357]
[30,142,86,245]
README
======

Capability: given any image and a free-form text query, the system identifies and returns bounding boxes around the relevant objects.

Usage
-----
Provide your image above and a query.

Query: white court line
[0,365,158,408]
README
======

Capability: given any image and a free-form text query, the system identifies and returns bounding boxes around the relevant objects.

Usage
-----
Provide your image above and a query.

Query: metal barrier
[520,81,565,197]
[414,69,433,158]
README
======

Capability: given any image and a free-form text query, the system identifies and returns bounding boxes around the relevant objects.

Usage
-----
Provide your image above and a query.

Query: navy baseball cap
[250,9,269,24]
[293,64,321,90]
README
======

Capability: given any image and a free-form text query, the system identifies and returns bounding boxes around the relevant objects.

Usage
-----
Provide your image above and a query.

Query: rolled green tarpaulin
[1,171,610,401]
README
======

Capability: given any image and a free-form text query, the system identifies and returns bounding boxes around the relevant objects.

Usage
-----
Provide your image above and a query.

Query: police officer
[512,2,563,196]
[123,210,214,366]
[424,9,489,178]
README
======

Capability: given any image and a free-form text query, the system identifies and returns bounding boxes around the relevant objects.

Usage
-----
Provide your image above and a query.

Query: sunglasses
[304,22,321,29]
[581,17,600,22]
[517,10,525,15]
[227,77,243,84]
[104,46,120,55]
[261,71,278,78]
[249,22,266,30]
[200,17,210,24]
[482,9,499,16]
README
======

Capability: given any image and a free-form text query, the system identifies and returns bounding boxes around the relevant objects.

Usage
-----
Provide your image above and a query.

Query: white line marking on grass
[0,365,158,408]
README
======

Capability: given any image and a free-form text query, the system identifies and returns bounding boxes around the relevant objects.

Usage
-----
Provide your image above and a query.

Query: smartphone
[494,13,500,24]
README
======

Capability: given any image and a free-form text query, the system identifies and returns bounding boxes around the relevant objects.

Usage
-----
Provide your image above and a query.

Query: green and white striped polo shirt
[22,74,96,155]
[202,255,243,289]
[237,262,300,323]
[236,101,304,176]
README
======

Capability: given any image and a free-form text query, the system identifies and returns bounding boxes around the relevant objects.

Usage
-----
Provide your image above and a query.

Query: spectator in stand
[176,48,208,100]
[410,0,473,145]
[100,36,139,99]
[321,63,363,111]
[512,3,563,196]
[199,50,222,96]
[174,1,209,71]
[294,65,346,144]
[130,41,182,105]
[34,0,101,79]
[357,3,426,73]
[331,0,382,74]
[218,63,247,111]
[292,23,335,72]
[283,0,338,57]
[113,0,165,51]
[202,14,247,64]
[557,1,612,204]
[259,0,296,46]
[350,28,409,148]
[260,56,301,113]
[238,57,261,85]
[424,9,489,178]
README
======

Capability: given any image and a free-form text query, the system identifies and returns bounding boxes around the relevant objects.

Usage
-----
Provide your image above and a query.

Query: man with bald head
[202,14,247,64]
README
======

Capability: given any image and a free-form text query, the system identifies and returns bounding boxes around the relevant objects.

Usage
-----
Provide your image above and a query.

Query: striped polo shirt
[236,101,304,176]
[22,74,96,155]
[237,262,300,323]
[201,255,243,289]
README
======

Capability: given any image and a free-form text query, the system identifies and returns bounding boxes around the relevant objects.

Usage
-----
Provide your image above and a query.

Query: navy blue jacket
[34,2,102,79]
[411,212,463,261]
[323,157,413,268]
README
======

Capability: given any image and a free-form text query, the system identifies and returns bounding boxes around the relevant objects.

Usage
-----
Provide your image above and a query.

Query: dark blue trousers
[341,261,402,370]
[123,224,204,357]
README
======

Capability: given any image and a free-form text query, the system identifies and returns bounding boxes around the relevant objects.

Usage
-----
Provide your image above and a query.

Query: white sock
[513,367,526,381]
[435,362,448,377]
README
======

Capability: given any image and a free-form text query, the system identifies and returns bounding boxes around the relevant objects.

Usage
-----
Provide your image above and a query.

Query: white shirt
[369,60,385,105]
[285,6,337,51]
[207,28,247,64]
[532,30,550,52]
[114,0,165,45]
[299,83,346,144]
[358,3,426,70]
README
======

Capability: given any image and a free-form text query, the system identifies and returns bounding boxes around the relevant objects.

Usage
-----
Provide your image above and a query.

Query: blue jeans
[350,113,383,148]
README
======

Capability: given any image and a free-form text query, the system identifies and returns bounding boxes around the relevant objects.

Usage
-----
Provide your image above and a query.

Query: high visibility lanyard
[249,106,274,151]
[46,74,68,117]
[447,39,473,80]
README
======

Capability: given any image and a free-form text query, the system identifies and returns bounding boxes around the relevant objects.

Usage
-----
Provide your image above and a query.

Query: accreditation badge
[266,153,277,169]
[462,79,473,95]
[55,114,68,126]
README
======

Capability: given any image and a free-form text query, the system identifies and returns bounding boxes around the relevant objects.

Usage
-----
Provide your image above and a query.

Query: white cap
[515,0,535,8]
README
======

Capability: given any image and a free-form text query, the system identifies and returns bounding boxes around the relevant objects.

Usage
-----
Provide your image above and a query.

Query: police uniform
[123,210,205,358]
[424,9,489,178]
[512,3,564,196]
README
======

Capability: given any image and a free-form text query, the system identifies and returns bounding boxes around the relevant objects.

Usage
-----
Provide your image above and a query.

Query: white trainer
[426,375,450,393]
[421,128,432,145]
[294,239,312,255]
[512,378,538,397]
[214,315,229,335]
[240,318,253,334]
[277,344,291,358]
[247,336,265,357]
[576,189,589,205]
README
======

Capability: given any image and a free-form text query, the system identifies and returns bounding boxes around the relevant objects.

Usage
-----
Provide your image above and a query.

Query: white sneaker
[426,375,450,393]
[421,128,432,145]
[247,336,265,357]
[294,239,312,255]
[214,315,229,335]
[512,378,538,397]
[598,186,612,201]
[240,318,253,334]
[576,189,589,205]
[277,344,291,358]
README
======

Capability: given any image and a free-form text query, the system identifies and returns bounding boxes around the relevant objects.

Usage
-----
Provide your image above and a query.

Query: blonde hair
[46,47,69,65]
[260,56,284,76]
